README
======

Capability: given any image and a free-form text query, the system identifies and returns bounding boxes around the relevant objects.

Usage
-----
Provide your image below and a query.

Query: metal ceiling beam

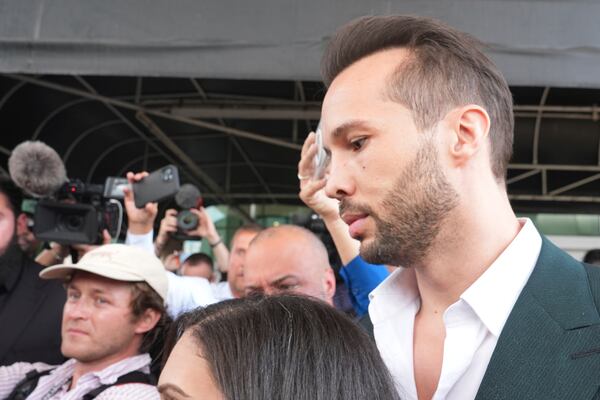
[146,102,600,122]
[63,120,123,164]
[135,111,229,202]
[87,133,226,182]
[507,169,541,185]
[117,152,162,178]
[509,163,600,172]
[155,104,321,120]
[6,74,302,151]
[70,76,204,190]
[509,194,600,203]
[32,97,92,140]
[0,80,28,112]
[548,173,600,196]
[188,78,278,204]
[532,87,550,165]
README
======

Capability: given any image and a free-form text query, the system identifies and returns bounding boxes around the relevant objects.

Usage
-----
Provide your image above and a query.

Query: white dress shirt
[369,219,542,400]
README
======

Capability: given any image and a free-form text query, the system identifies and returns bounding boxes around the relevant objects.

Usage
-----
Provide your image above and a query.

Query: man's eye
[95,297,108,305]
[67,292,79,301]
[350,137,366,151]
[246,289,263,297]
[278,283,298,292]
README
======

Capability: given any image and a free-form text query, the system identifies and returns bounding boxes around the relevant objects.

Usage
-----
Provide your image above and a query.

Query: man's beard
[341,138,459,267]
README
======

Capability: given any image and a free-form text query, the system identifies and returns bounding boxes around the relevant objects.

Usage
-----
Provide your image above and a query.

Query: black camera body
[33,179,123,245]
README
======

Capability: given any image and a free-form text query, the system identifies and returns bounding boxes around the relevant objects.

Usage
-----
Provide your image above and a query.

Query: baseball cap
[40,243,168,302]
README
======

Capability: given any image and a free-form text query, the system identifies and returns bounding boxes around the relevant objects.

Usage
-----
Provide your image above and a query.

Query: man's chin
[359,238,406,266]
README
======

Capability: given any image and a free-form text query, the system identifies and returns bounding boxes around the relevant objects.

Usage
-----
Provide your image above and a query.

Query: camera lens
[177,210,199,231]
[58,214,84,232]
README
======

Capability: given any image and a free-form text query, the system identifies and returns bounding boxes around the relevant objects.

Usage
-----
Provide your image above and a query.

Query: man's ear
[16,213,29,234]
[446,105,490,167]
[134,308,161,335]
[324,267,337,305]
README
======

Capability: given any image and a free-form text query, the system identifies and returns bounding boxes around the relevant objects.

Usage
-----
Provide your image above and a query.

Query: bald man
[243,225,336,305]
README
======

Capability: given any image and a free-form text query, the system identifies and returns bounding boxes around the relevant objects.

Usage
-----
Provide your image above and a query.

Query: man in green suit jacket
[314,15,600,400]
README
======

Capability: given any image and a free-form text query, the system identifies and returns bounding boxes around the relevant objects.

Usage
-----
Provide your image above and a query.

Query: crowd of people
[1,13,600,400]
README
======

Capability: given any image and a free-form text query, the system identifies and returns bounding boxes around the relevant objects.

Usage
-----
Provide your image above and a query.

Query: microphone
[8,141,67,197]
[175,184,202,209]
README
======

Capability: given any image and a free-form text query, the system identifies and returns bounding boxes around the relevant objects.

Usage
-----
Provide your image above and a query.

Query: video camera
[8,141,126,245]
[33,178,126,245]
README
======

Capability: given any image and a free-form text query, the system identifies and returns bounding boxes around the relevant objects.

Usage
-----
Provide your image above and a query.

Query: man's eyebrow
[331,120,376,139]
[157,383,191,398]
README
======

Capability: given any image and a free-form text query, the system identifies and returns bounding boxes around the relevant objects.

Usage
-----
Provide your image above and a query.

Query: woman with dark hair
[158,295,399,400]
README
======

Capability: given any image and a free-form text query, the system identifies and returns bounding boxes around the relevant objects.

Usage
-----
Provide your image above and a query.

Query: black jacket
[0,246,65,365]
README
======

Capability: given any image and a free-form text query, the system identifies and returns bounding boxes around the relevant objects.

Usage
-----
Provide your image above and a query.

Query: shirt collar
[91,353,152,384]
[62,353,152,386]
[369,266,419,323]
[369,218,542,334]
[460,218,542,337]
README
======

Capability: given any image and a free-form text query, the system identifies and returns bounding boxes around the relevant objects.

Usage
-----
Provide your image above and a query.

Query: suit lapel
[476,238,600,400]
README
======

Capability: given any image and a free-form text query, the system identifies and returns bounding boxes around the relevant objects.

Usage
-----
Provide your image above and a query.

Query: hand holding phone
[132,165,180,208]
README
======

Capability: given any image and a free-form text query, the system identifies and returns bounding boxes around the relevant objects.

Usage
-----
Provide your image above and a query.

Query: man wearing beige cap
[0,244,168,400]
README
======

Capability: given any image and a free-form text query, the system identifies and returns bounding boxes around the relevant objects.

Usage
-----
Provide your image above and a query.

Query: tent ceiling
[1,2,600,213]
[2,74,600,214]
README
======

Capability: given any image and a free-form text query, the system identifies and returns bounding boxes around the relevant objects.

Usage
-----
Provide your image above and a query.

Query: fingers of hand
[300,131,316,158]
[298,142,318,177]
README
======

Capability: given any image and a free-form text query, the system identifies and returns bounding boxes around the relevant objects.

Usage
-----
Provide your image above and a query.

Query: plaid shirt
[0,353,158,399]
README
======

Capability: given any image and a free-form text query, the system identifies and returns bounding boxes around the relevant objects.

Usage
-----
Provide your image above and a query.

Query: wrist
[209,238,223,248]
[206,231,220,243]
[128,221,153,235]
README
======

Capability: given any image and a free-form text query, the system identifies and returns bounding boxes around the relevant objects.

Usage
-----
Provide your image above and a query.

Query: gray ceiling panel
[1,0,600,87]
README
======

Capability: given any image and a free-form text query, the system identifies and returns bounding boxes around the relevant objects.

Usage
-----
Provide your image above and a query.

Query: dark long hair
[163,295,399,400]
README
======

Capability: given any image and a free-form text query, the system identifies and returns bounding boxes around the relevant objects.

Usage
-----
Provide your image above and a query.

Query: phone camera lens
[162,168,173,182]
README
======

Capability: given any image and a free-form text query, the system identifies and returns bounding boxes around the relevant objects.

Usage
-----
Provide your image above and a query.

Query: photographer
[154,207,229,274]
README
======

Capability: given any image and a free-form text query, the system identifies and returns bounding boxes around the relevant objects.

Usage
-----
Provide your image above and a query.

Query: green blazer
[475,237,600,400]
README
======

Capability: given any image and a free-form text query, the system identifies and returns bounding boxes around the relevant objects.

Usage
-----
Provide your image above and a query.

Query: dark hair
[182,252,214,269]
[233,223,263,236]
[321,15,514,181]
[129,282,170,361]
[231,223,263,244]
[0,178,23,216]
[583,249,600,266]
[164,295,399,400]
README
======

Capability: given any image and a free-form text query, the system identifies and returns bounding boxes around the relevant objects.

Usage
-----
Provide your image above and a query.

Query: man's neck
[414,193,521,313]
[71,349,140,388]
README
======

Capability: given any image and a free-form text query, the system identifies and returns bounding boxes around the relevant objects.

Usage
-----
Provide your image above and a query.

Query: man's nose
[324,157,355,201]
[65,300,91,320]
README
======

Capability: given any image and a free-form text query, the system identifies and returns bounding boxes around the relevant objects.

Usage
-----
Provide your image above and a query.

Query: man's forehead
[68,271,132,290]
[321,49,411,136]
[232,230,258,248]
